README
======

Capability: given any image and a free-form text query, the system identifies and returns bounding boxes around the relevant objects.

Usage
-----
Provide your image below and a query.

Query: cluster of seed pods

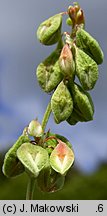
[36,2,104,125]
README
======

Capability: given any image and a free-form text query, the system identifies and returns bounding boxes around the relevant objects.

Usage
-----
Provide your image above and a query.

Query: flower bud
[68,6,76,19]
[68,3,85,28]
[76,9,85,27]
[66,17,73,26]
[28,120,43,137]
[74,2,80,12]
[59,44,75,79]
[68,6,77,27]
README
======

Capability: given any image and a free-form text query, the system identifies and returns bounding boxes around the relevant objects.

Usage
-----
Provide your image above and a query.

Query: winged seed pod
[55,134,72,149]
[59,44,75,80]
[17,143,49,178]
[50,140,74,175]
[44,132,73,155]
[74,46,98,90]
[3,135,30,178]
[37,165,65,193]
[67,108,86,125]
[37,14,62,45]
[36,48,63,92]
[67,83,94,125]
[51,81,73,123]
[76,28,104,64]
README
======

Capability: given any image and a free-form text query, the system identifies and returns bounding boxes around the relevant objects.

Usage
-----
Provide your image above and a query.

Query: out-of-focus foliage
[0,151,107,200]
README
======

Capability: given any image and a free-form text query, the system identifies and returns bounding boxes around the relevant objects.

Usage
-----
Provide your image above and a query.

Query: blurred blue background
[0,0,107,176]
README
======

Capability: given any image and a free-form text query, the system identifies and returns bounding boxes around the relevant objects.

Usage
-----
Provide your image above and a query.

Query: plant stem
[42,101,52,131]
[26,177,36,200]
[26,102,51,200]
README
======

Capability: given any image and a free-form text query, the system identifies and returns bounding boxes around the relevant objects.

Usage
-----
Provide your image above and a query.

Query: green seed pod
[37,165,65,193]
[17,143,49,178]
[37,14,62,45]
[36,48,63,92]
[44,132,73,152]
[76,28,104,64]
[59,44,75,80]
[51,81,73,123]
[75,46,98,90]
[67,83,94,125]
[3,135,30,178]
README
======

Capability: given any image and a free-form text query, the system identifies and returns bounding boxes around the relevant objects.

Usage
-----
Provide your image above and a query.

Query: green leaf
[50,141,74,175]
[37,14,62,45]
[3,135,30,178]
[17,143,49,178]
[51,81,73,123]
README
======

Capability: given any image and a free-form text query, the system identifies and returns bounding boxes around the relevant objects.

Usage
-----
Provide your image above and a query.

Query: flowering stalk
[2,2,104,200]
[26,102,51,199]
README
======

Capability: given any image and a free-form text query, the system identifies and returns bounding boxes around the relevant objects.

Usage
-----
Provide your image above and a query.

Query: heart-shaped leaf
[50,140,74,175]
[17,143,49,178]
